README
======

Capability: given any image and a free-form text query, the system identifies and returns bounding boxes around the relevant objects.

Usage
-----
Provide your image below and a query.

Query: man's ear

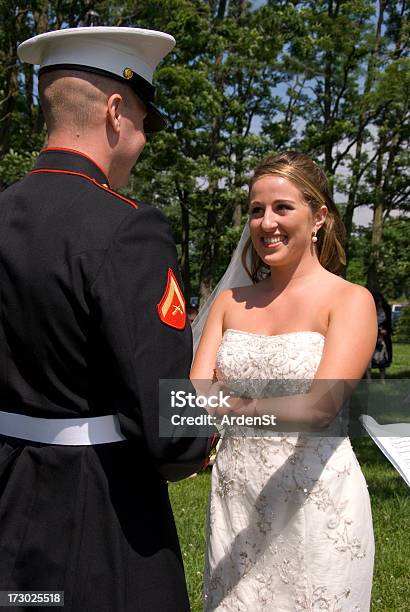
[106,93,123,133]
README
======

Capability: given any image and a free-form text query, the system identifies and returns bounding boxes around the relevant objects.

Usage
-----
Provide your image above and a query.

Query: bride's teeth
[263,236,287,245]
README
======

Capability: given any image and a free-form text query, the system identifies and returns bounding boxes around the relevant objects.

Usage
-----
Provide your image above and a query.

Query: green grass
[389,343,410,378]
[169,472,211,611]
[169,343,410,612]
[353,439,410,612]
[371,343,410,379]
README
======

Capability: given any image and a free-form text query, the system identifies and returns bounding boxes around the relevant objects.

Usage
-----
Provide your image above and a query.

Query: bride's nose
[261,209,279,231]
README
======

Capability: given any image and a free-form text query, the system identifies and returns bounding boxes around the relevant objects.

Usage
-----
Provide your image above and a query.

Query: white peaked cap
[17,27,176,132]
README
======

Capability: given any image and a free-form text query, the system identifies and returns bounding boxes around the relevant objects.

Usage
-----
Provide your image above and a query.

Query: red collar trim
[30,169,138,210]
[40,147,109,183]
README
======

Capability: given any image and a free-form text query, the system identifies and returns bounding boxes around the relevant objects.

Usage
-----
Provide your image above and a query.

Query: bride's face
[248,174,322,268]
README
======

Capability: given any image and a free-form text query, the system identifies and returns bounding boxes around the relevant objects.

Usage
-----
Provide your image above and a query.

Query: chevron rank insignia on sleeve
[157,268,186,330]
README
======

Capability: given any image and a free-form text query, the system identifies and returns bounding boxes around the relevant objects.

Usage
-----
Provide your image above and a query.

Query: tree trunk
[179,196,191,299]
[367,200,384,291]
[343,132,363,272]
[342,0,385,274]
[0,66,17,157]
[231,0,247,229]
[367,132,386,290]
[323,0,335,178]
[198,1,226,303]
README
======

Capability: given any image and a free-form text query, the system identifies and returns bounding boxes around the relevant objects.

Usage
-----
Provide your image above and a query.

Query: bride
[191,152,377,611]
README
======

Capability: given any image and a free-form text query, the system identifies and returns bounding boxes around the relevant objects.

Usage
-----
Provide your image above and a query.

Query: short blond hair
[39,69,134,134]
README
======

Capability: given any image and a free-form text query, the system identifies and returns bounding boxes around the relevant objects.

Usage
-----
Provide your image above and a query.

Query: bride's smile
[249,174,326,268]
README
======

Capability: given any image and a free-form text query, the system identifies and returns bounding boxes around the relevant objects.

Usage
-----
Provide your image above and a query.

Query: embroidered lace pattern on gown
[204,330,374,612]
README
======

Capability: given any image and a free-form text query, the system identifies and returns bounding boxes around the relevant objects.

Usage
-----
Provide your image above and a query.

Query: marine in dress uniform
[0,27,217,611]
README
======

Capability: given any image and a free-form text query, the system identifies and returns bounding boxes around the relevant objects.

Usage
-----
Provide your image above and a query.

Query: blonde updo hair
[242,151,346,281]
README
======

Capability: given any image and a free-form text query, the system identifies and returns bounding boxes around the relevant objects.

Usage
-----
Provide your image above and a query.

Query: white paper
[359,415,410,488]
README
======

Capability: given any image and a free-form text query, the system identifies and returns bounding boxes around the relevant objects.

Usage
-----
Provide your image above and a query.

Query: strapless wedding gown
[204,330,374,611]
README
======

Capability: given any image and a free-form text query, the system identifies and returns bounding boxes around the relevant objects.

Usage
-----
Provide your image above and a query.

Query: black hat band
[39,64,156,104]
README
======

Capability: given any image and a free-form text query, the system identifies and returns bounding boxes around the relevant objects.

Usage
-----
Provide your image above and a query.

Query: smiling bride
[191,151,377,611]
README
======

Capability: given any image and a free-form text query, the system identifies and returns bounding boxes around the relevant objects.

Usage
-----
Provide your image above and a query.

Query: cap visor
[144,103,168,133]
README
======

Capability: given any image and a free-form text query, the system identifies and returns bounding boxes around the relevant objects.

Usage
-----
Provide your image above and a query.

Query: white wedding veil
[192,222,253,356]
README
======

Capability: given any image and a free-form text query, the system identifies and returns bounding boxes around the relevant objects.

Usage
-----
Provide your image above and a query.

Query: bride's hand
[192,378,257,417]
[204,380,233,415]
[227,396,258,417]
[206,382,257,417]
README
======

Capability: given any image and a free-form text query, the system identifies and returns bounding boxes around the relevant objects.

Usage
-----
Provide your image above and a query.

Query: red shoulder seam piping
[29,169,139,210]
[40,147,109,182]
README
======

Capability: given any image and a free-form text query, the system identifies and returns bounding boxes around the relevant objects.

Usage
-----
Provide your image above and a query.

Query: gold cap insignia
[123,67,134,80]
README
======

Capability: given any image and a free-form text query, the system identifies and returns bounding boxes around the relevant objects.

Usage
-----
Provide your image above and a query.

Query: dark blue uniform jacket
[0,149,216,611]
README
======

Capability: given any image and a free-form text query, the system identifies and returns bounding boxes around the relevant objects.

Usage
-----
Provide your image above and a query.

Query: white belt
[0,411,127,445]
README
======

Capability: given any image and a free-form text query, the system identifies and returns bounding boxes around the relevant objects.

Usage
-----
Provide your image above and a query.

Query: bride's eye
[250,206,263,215]
[277,204,292,213]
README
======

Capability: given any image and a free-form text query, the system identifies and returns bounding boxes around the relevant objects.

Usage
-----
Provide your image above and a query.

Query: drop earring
[312,230,318,243]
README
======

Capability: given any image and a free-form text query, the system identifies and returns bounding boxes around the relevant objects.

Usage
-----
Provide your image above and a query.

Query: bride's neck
[267,256,323,293]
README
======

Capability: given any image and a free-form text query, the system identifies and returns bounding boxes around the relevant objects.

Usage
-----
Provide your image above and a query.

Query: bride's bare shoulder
[205,285,255,320]
[322,271,374,307]
[214,283,255,304]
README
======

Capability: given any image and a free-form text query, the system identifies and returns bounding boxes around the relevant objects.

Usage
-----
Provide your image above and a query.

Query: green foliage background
[0,0,409,301]
[393,306,410,343]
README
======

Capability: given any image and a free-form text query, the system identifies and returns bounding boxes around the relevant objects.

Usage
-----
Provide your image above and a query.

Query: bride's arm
[190,290,231,381]
[230,284,378,430]
[314,286,377,380]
